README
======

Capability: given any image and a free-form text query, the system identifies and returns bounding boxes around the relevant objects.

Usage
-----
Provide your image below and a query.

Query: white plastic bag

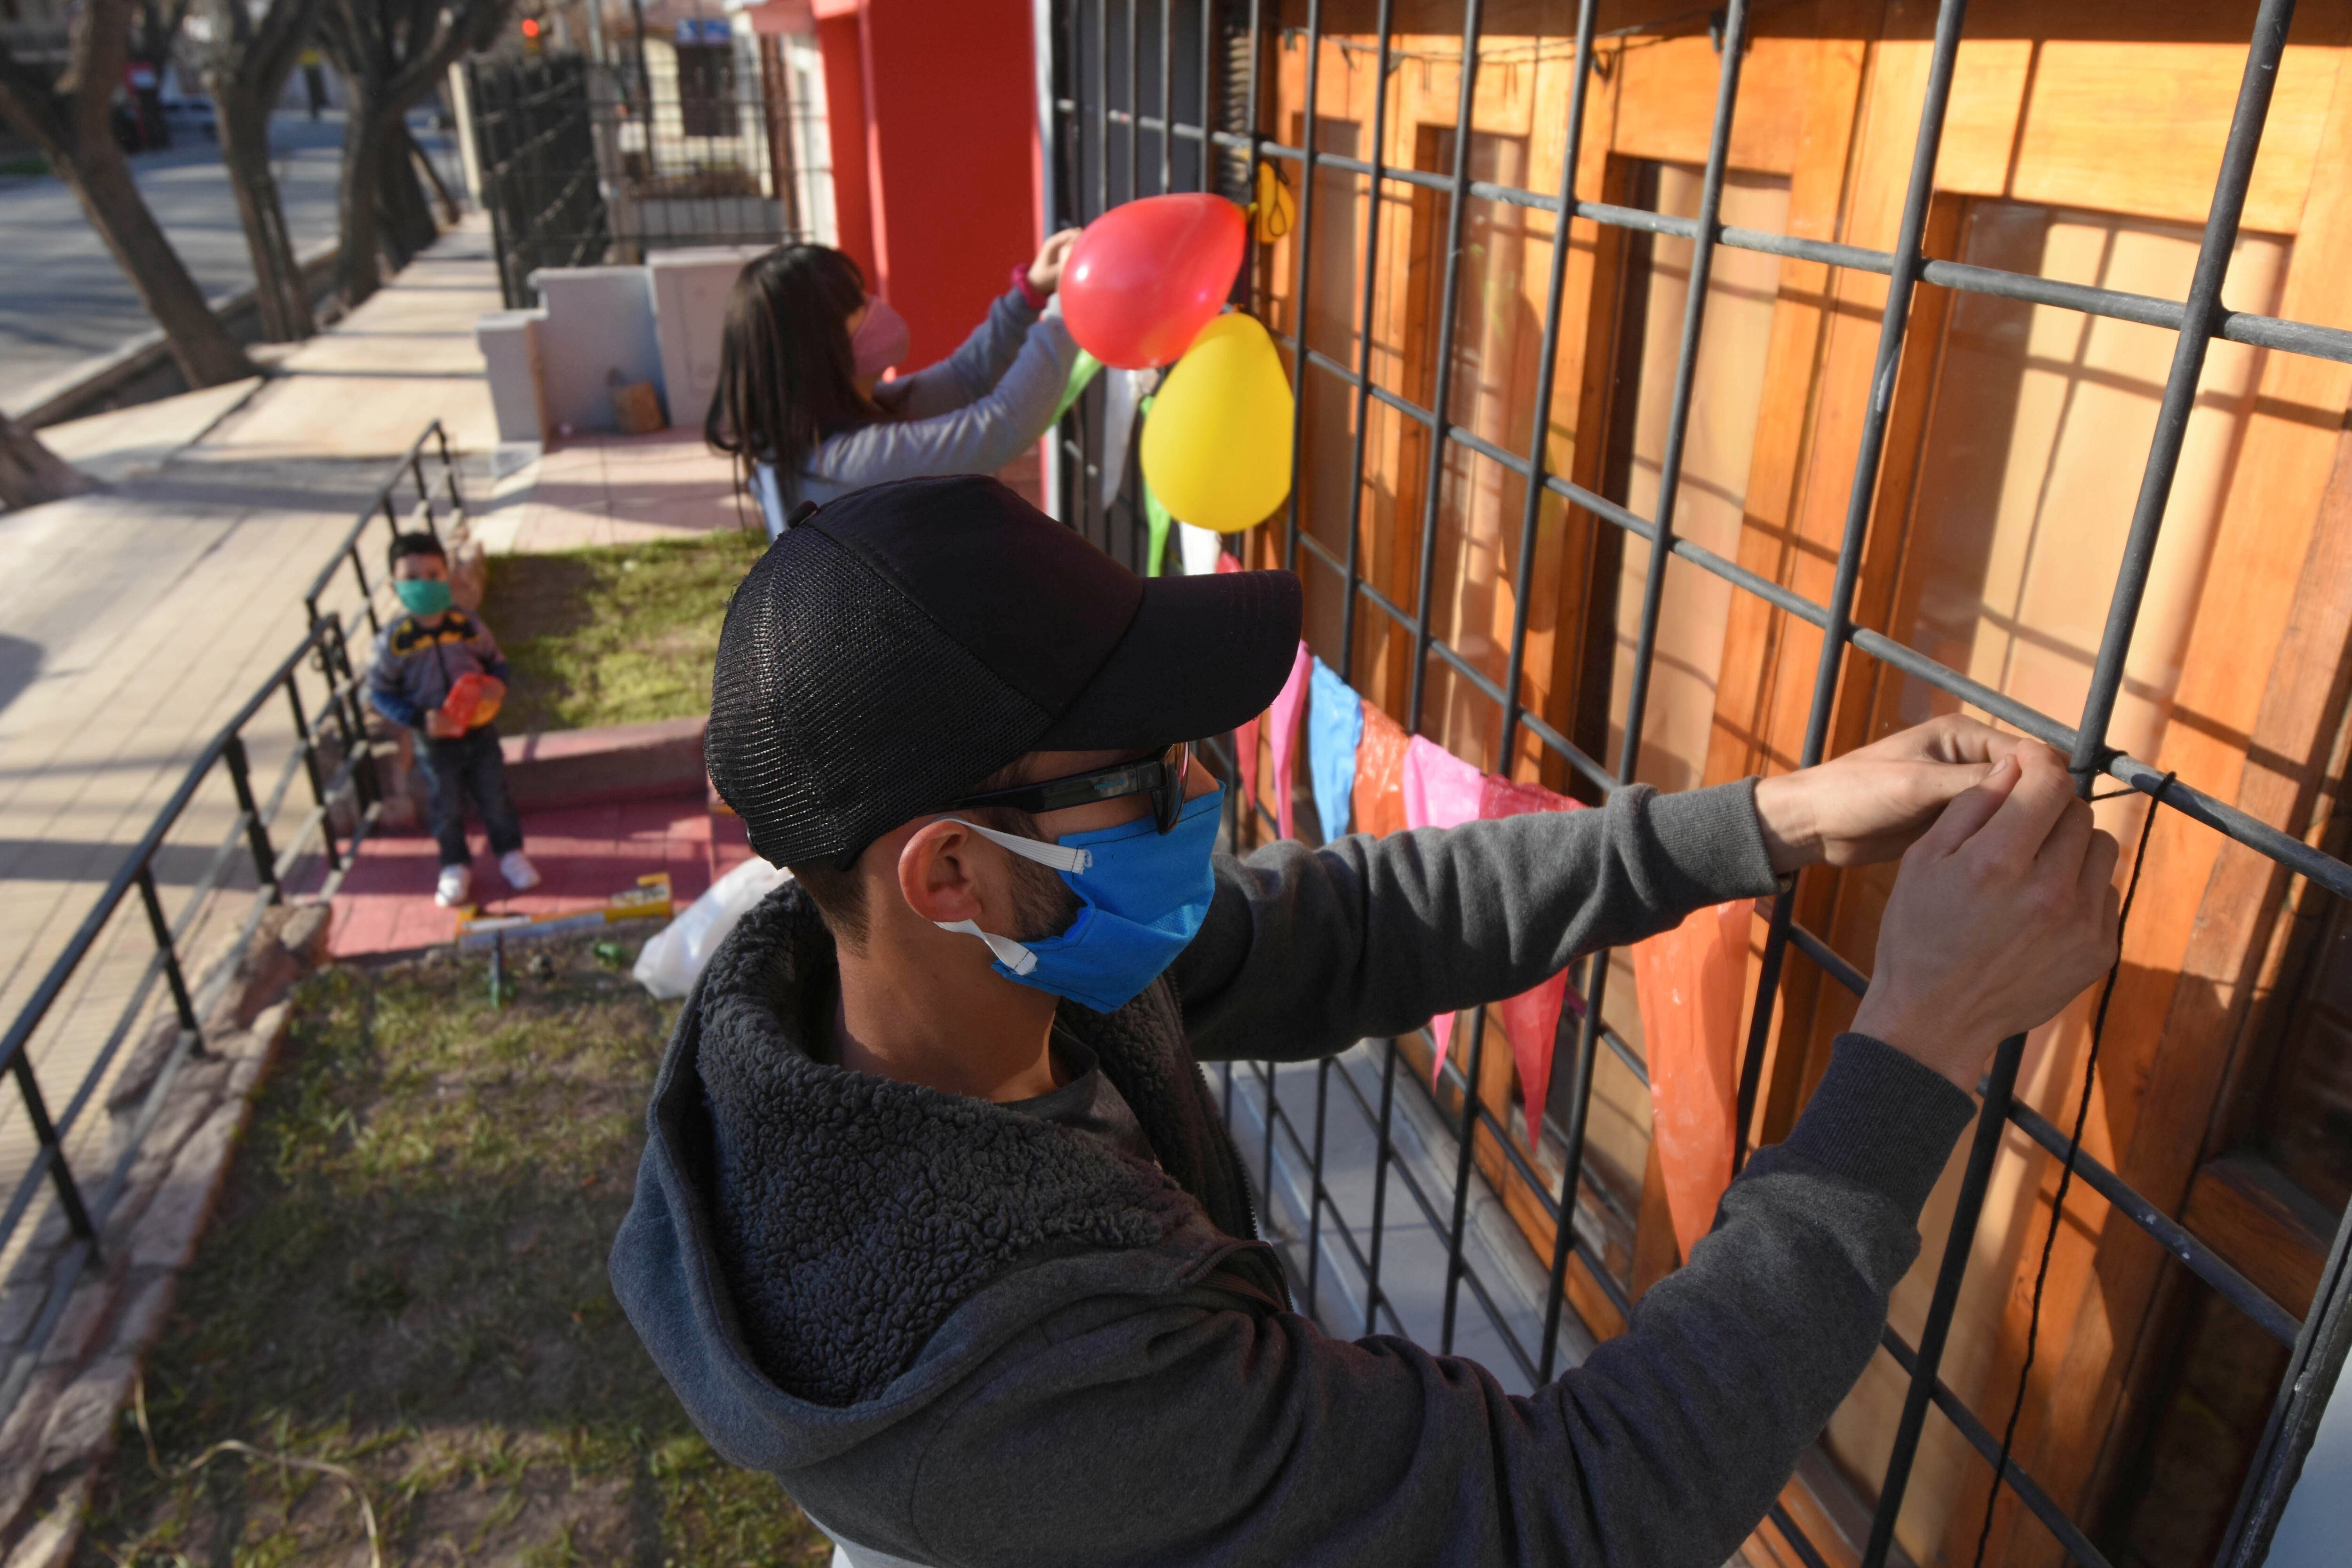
[634,857,793,999]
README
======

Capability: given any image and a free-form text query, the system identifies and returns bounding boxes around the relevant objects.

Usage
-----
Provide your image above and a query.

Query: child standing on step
[365,532,540,908]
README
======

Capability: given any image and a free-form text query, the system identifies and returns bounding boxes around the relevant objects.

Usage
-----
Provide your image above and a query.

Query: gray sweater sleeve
[905,1035,1977,1568]
[805,301,1078,490]
[1171,779,1780,1063]
[874,287,1041,420]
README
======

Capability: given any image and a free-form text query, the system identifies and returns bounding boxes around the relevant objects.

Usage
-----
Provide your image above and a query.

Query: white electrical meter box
[650,246,773,435]
[528,265,665,437]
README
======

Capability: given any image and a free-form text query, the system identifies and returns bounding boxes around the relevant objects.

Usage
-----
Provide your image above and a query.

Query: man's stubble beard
[1008,853,1081,943]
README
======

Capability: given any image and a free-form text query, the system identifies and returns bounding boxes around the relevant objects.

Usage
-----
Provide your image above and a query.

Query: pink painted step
[328,790,754,958]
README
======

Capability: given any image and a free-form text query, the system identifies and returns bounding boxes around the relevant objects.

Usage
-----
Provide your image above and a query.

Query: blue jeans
[413,724,523,868]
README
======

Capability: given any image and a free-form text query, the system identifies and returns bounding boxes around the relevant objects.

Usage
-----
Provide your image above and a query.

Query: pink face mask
[850,296,909,380]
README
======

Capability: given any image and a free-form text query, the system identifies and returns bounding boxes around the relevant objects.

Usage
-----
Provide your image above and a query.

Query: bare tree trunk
[63,136,257,387]
[201,0,326,343]
[377,129,438,268]
[335,88,386,305]
[0,412,98,512]
[0,0,257,389]
[320,0,510,310]
[217,96,314,341]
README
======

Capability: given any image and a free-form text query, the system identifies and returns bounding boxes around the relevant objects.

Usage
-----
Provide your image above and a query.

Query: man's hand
[1028,228,1082,295]
[1851,744,2121,1090]
[1752,715,2035,872]
[423,709,461,739]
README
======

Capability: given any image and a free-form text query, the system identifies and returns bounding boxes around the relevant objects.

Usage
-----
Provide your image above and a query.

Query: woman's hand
[1852,746,2121,1090]
[1028,228,1082,295]
[1752,714,2037,871]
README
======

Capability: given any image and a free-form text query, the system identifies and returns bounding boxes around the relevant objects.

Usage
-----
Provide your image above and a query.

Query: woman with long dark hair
[706,233,1081,534]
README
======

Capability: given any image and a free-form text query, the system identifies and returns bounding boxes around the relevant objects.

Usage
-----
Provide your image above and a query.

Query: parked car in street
[158,94,217,143]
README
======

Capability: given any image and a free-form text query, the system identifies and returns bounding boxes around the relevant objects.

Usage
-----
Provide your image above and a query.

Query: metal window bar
[1048,1,2352,1557]
[0,612,386,1420]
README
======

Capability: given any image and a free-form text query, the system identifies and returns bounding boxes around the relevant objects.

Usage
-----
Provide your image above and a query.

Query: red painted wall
[812,2,878,283]
[815,0,1039,371]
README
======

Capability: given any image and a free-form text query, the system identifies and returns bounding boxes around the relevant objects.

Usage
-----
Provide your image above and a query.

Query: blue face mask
[935,784,1224,1013]
[396,578,452,616]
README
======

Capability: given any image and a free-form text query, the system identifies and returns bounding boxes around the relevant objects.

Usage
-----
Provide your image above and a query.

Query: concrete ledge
[8,240,341,430]
[500,715,708,810]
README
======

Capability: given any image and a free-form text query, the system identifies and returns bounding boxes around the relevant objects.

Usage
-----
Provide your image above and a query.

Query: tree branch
[254,0,327,103]
[383,0,508,113]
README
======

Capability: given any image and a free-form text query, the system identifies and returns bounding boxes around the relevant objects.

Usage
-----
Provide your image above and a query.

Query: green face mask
[395,578,452,616]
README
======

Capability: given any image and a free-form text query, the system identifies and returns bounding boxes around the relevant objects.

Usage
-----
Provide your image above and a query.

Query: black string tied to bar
[1970,771,2175,1568]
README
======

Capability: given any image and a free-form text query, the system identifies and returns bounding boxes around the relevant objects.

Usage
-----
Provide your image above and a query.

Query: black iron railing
[1050,2,2352,1564]
[0,613,384,1415]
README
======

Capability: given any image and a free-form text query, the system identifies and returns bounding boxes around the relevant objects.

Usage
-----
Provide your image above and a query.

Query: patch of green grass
[481,528,767,736]
[0,155,51,178]
[79,938,831,1568]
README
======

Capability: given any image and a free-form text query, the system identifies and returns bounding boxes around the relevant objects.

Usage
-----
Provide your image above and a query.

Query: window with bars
[1050,3,2352,1565]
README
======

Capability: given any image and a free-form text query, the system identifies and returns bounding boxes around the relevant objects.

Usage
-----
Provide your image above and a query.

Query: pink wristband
[1012,264,1049,311]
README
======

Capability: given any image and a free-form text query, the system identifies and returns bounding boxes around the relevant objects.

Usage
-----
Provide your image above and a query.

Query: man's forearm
[1176,780,1780,1064]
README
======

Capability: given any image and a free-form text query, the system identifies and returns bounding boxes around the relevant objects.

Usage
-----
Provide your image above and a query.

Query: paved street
[0,111,460,415]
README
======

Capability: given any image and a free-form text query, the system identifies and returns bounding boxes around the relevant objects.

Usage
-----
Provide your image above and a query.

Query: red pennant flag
[1477,774,1586,1122]
[1630,901,1753,1261]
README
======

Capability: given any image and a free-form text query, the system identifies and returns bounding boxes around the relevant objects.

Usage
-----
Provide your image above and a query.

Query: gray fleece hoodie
[755,286,1080,533]
[609,780,1977,1566]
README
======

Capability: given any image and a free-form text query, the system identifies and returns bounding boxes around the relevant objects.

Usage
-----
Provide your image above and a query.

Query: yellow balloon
[1139,313,1294,534]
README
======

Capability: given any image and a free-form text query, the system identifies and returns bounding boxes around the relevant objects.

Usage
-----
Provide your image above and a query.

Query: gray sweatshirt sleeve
[873,287,1041,420]
[803,304,1079,491]
[904,1035,1978,1568]
[1171,779,1780,1064]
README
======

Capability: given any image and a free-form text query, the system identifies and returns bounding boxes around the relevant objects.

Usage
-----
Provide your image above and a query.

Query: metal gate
[1047,3,2352,1564]
[468,52,612,309]
[469,40,834,310]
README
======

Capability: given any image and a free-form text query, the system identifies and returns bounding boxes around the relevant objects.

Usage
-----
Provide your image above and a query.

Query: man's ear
[896,820,987,925]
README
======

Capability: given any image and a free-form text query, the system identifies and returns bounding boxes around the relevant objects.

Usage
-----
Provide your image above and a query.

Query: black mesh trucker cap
[707,475,1303,868]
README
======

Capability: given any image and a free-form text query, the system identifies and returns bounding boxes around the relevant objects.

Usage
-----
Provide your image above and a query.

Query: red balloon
[1059,194,1246,369]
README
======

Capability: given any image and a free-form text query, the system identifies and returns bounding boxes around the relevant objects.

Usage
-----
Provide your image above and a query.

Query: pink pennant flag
[1265,642,1312,840]
[1401,734,1484,831]
[1402,737,1486,1076]
[1630,900,1754,1261]
[1399,738,1590,1110]
[1214,555,1261,808]
[1477,775,1586,1122]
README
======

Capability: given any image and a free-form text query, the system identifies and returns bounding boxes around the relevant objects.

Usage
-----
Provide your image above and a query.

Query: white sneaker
[499,850,541,891]
[435,864,473,907]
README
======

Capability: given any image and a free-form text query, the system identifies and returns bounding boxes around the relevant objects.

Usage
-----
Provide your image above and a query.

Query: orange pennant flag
[1351,701,1410,839]
[1630,901,1754,1262]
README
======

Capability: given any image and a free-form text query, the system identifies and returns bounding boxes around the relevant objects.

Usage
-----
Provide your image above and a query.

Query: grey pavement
[0,111,461,414]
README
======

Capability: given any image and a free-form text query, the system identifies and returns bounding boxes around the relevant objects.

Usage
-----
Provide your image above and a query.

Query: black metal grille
[468,44,833,310]
[468,52,612,311]
[1051,2,2352,1563]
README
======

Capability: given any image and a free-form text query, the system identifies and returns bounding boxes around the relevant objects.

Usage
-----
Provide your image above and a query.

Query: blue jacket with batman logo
[364,609,511,732]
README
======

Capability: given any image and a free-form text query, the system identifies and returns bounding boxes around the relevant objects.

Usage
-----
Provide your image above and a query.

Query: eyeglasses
[949,742,1195,835]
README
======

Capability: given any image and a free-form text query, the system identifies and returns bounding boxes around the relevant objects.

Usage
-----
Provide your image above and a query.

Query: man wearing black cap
[613,476,2119,1567]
